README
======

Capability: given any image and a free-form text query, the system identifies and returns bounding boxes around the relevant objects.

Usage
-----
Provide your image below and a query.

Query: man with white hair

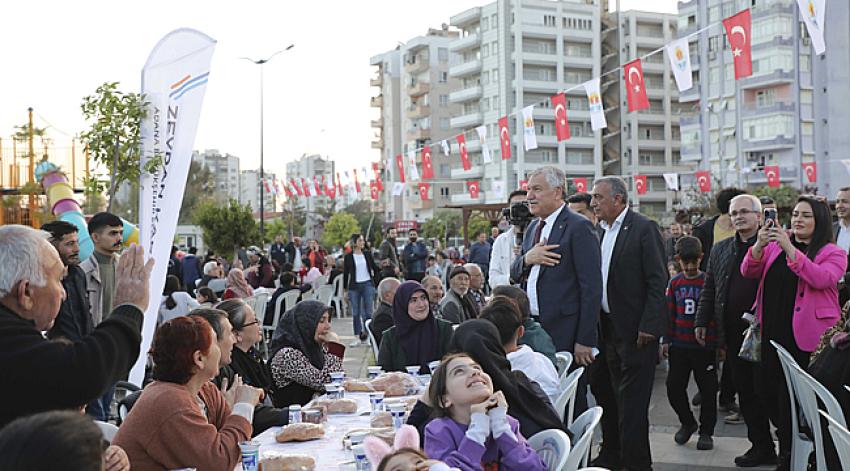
[0,225,154,428]
[369,277,400,347]
[463,263,487,310]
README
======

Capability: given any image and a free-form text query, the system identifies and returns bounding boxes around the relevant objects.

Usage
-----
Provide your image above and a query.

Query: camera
[502,201,534,228]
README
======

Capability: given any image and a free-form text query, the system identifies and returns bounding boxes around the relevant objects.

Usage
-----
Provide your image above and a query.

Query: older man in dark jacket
[0,225,153,428]
[41,221,92,342]
[369,277,400,347]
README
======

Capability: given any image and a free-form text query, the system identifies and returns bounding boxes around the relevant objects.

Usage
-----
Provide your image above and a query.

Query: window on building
[439,164,450,177]
[439,94,448,107]
[440,186,450,198]
[482,17,489,31]
[482,44,489,57]
[438,48,448,63]
[544,15,556,27]
[755,89,776,107]
[440,118,450,130]
[708,36,720,52]
[492,69,499,83]
[481,71,490,85]
[802,122,814,136]
[492,41,499,55]
[439,72,448,83]
[800,89,813,104]
[541,150,553,162]
[743,115,794,140]
[481,97,490,112]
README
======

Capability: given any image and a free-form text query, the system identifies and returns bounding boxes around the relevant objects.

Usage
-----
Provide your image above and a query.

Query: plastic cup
[325,383,341,399]
[369,391,385,412]
[239,441,260,471]
[367,366,383,379]
[389,404,406,430]
[330,371,345,385]
[405,365,420,376]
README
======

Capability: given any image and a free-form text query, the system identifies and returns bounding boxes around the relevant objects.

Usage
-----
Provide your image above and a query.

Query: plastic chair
[555,351,574,381]
[528,429,571,471]
[792,362,847,471]
[312,275,328,290]
[330,276,345,318]
[565,406,603,471]
[253,292,270,322]
[314,284,335,306]
[94,420,119,443]
[263,290,301,344]
[771,340,814,471]
[820,410,850,470]
[555,367,585,425]
[364,319,380,360]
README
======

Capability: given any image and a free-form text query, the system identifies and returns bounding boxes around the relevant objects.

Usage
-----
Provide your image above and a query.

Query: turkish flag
[551,93,571,141]
[498,116,511,160]
[322,176,332,194]
[395,154,405,183]
[283,180,294,198]
[458,134,471,171]
[467,181,480,199]
[418,183,430,201]
[624,59,650,112]
[263,178,272,194]
[326,185,336,199]
[765,165,780,188]
[802,162,817,183]
[723,9,753,79]
[422,146,435,180]
[290,178,303,196]
[353,169,361,193]
[336,173,343,198]
[369,181,379,201]
[313,176,322,195]
[520,180,528,191]
[695,171,711,193]
[634,175,647,195]
[300,178,311,197]
[574,178,588,193]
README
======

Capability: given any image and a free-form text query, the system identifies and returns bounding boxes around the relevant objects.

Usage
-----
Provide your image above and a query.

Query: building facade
[239,169,277,214]
[284,154,336,213]
[192,149,241,202]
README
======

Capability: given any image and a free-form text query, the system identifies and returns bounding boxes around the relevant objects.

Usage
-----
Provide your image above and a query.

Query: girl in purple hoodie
[423,353,547,471]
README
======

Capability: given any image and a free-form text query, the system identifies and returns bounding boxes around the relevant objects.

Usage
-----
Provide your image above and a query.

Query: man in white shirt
[834,187,850,305]
[479,296,560,403]
[489,190,528,288]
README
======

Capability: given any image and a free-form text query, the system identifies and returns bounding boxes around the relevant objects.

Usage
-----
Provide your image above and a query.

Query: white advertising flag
[476,126,492,164]
[521,105,538,151]
[491,180,505,200]
[796,0,826,54]
[663,172,680,191]
[441,139,450,156]
[582,79,607,131]
[666,38,694,92]
[135,28,216,385]
[392,182,405,196]
[841,160,850,177]
[407,149,420,181]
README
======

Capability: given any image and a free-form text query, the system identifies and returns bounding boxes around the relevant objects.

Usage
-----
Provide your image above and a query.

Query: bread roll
[259,455,315,471]
[274,423,325,443]
[308,398,358,414]
[343,379,375,392]
[370,372,418,397]
[370,411,392,428]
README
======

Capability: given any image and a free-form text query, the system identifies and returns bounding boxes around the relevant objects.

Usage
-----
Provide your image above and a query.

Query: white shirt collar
[541,203,566,227]
[600,207,629,231]
[841,219,850,230]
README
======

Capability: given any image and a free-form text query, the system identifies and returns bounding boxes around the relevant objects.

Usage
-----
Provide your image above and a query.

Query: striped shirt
[665,272,716,349]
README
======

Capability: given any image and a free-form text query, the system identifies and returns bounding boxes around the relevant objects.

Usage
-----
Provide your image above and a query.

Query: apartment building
[192,149,241,202]
[239,169,277,214]
[284,154,336,213]
[370,26,465,222]
[677,0,850,195]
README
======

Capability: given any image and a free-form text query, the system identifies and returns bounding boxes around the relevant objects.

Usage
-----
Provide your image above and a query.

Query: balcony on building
[406,127,430,141]
[518,79,560,94]
[405,56,428,75]
[450,111,483,128]
[371,138,384,149]
[408,104,430,119]
[741,101,795,118]
[679,113,700,127]
[450,165,484,179]
[752,0,795,18]
[370,95,383,107]
[741,135,795,151]
[449,85,482,103]
[408,81,430,97]
[370,75,382,87]
[680,86,700,103]
[450,192,483,205]
[409,196,434,210]
[370,118,383,128]
[450,7,481,28]
[740,70,795,90]
[449,33,480,52]
[449,59,482,78]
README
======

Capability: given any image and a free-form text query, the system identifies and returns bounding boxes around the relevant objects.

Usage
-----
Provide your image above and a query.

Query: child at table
[364,425,459,471]
[422,353,546,471]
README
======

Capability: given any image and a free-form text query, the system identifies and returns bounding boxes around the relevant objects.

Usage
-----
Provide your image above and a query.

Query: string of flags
[269,2,829,205]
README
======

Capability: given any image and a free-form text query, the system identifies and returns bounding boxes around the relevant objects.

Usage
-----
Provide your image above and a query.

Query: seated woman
[196,286,218,308]
[424,353,547,471]
[113,316,261,471]
[223,268,253,300]
[269,300,345,407]
[158,275,200,325]
[378,281,454,374]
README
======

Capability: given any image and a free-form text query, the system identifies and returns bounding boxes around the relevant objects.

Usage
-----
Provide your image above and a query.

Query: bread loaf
[259,455,316,471]
[370,372,418,397]
[308,398,358,414]
[274,423,325,443]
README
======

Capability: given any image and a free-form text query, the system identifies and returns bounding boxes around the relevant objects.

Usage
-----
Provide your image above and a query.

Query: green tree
[468,214,492,241]
[194,199,261,260]
[79,82,155,212]
[421,209,462,246]
[343,200,384,246]
[323,212,361,250]
[263,219,290,244]
[81,192,106,214]
[179,160,218,224]
[279,202,307,239]
[751,185,800,209]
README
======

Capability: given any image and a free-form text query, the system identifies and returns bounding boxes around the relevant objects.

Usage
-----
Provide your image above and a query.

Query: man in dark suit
[590,176,668,471]
[511,166,602,418]
[834,187,850,306]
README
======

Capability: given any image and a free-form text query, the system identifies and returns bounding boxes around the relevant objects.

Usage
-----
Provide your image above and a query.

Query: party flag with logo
[624,59,649,112]
[663,173,680,191]
[458,134,471,171]
[666,37,694,92]
[583,78,607,131]
[723,9,753,79]
[498,116,511,160]
[634,175,647,195]
[551,93,571,141]
[521,106,538,151]
[441,139,450,157]
[290,178,303,197]
[313,176,322,195]
[301,178,311,197]
[407,149,420,181]
[421,146,434,180]
[476,126,492,163]
[391,182,405,197]
[520,180,528,191]
[796,0,826,55]
[353,169,361,193]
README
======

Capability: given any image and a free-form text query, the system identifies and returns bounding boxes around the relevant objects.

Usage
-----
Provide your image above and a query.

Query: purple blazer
[424,415,547,471]
[741,241,847,352]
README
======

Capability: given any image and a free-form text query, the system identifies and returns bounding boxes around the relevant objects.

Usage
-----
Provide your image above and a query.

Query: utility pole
[28,107,36,227]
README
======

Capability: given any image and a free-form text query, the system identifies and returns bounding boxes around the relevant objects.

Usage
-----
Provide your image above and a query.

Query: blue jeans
[348,281,375,337]
[86,385,115,422]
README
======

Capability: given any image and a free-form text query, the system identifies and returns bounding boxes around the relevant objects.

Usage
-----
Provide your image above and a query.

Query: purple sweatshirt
[424,415,546,471]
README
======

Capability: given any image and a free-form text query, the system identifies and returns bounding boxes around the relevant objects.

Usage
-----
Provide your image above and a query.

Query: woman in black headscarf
[378,280,454,374]
[452,319,566,439]
[269,300,345,407]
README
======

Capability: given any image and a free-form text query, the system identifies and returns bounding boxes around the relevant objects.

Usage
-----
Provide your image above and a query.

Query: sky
[1,0,677,179]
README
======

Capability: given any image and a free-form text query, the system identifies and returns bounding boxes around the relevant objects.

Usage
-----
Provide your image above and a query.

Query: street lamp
[240,43,295,242]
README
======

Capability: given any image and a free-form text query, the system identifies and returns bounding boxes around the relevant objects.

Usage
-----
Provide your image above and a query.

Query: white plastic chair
[565,406,603,471]
[312,274,328,290]
[528,429,571,471]
[263,290,301,343]
[820,410,850,470]
[555,351,574,381]
[771,340,813,471]
[364,319,380,360]
[330,276,345,318]
[555,367,585,426]
[94,420,119,443]
[314,284,335,306]
[792,361,847,471]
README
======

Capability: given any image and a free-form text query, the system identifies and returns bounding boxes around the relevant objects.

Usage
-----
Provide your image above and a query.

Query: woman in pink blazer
[741,195,847,469]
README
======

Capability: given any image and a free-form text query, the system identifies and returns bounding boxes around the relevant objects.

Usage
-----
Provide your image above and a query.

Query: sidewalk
[331,317,772,470]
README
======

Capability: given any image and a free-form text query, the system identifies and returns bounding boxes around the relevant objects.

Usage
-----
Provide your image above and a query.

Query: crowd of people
[0,170,848,471]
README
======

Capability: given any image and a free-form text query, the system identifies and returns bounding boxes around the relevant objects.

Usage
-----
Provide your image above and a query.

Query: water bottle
[352,444,369,471]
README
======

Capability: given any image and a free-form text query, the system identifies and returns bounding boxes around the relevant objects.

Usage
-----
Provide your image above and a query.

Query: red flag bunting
[301,178,311,197]
[326,184,336,199]
[765,165,780,188]
[498,116,511,160]
[624,59,650,112]
[369,181,379,200]
[273,179,281,195]
[313,176,322,196]
[520,180,528,191]
[696,171,711,193]
[283,180,294,198]
[467,181,480,199]
[336,172,342,197]
[290,178,303,197]
[723,9,753,79]
[551,93,571,141]
[574,178,588,193]
[458,134,471,171]
[395,155,405,183]
[418,183,430,201]
[263,178,272,194]
[634,175,647,195]
[353,169,361,193]
[802,162,817,183]
[422,146,434,180]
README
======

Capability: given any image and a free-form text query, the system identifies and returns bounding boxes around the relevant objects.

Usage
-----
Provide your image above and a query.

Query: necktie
[532,220,546,245]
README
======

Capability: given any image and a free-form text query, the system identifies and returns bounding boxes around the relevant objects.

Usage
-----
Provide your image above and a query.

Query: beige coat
[81,253,118,326]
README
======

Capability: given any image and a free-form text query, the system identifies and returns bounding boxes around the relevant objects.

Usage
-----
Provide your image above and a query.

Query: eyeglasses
[729,209,756,217]
[242,320,260,328]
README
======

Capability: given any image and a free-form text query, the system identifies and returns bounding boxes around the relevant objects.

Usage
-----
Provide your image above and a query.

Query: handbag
[738,312,762,363]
